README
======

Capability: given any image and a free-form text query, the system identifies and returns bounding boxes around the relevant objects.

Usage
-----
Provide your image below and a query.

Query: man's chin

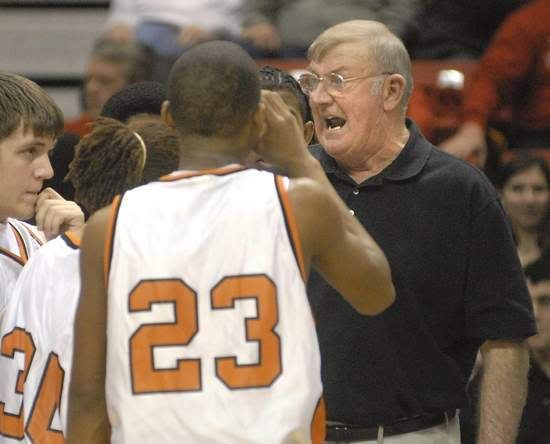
[14,204,35,222]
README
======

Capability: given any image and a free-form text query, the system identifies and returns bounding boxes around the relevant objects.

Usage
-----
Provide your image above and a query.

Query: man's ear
[383,74,406,112]
[161,100,175,129]
[303,121,315,145]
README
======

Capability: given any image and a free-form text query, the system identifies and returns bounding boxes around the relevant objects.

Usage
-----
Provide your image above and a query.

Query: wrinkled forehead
[308,41,374,74]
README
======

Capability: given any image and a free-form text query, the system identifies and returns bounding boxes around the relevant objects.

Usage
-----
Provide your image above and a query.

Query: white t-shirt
[107,0,243,36]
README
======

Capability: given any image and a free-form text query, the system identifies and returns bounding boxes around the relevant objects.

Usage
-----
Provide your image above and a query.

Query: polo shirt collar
[315,119,431,185]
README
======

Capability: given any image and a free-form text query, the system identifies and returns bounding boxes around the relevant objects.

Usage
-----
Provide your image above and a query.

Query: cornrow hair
[259,65,312,123]
[66,117,146,215]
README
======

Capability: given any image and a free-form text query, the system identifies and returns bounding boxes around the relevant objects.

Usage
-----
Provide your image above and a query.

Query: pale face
[84,57,128,119]
[0,125,55,222]
[501,166,550,232]
[528,279,550,352]
[307,42,386,166]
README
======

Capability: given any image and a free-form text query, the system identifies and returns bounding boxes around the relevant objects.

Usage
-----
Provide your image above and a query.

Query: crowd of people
[0,1,549,443]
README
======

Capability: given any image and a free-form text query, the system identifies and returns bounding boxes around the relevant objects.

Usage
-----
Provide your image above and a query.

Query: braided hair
[66,117,148,214]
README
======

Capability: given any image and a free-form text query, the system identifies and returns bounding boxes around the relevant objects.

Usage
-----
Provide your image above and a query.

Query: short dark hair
[497,155,550,190]
[167,41,260,137]
[66,117,179,214]
[259,66,312,123]
[0,71,63,142]
[91,38,152,84]
[101,81,166,122]
[524,249,550,283]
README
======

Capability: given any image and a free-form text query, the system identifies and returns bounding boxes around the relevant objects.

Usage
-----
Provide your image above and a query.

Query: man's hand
[254,91,313,177]
[241,23,281,51]
[440,122,487,168]
[35,187,85,240]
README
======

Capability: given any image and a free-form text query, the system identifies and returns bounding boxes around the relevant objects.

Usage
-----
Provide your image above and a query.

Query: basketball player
[67,41,395,444]
[0,72,84,320]
[0,116,179,443]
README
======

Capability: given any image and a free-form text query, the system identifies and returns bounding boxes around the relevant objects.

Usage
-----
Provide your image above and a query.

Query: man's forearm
[477,339,529,444]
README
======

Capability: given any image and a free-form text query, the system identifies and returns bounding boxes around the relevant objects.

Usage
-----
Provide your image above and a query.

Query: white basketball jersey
[0,219,43,321]
[106,166,325,444]
[0,233,80,443]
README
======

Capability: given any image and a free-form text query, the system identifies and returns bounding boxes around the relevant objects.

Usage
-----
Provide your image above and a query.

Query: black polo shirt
[307,120,537,426]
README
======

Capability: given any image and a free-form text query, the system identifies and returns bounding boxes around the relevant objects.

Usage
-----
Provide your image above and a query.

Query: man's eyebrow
[16,139,47,150]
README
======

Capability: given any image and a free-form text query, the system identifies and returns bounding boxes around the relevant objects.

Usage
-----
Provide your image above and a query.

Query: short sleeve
[464,199,536,340]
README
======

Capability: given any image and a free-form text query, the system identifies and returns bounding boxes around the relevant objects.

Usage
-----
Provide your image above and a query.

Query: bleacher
[0,0,496,156]
[0,0,109,118]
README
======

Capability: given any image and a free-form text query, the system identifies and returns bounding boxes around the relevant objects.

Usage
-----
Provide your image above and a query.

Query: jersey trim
[311,397,327,444]
[61,231,81,250]
[0,246,25,266]
[9,222,29,263]
[21,224,44,247]
[274,175,306,281]
[104,194,123,286]
[159,164,246,182]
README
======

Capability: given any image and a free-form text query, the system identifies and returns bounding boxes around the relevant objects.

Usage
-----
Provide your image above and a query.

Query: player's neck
[178,135,248,170]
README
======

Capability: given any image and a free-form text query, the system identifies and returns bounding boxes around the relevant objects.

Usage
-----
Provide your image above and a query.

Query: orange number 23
[129,275,281,394]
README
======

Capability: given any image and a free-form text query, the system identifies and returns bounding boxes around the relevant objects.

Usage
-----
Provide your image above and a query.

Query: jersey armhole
[274,175,306,282]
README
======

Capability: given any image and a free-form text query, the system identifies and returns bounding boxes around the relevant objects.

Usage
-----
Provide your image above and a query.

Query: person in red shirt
[440,0,550,166]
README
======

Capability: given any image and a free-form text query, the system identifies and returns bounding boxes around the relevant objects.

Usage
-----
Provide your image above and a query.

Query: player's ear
[161,101,175,129]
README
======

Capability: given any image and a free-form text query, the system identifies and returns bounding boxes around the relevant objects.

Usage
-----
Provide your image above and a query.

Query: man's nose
[35,154,54,180]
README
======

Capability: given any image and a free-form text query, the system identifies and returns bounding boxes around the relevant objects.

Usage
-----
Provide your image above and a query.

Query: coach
[301,20,537,443]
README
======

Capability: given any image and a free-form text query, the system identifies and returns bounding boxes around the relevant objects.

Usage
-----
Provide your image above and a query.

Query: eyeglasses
[298,71,393,96]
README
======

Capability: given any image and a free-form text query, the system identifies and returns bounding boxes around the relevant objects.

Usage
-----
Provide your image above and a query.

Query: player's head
[66,116,179,215]
[525,250,550,354]
[100,81,166,122]
[85,38,152,119]
[163,41,261,160]
[0,72,63,222]
[259,66,314,144]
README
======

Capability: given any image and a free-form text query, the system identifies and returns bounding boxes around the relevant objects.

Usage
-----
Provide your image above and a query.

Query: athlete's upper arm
[289,177,394,315]
[67,205,111,444]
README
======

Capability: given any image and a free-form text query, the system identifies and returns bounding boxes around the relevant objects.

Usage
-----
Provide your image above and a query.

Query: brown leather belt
[326,409,456,442]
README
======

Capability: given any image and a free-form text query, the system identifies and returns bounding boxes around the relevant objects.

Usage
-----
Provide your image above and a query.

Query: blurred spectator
[64,38,151,137]
[104,0,244,82]
[497,156,550,267]
[461,250,550,444]
[410,0,526,60]
[440,0,550,166]
[518,251,550,444]
[240,0,421,58]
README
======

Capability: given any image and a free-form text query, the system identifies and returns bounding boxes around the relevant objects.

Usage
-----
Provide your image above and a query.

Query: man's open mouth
[325,117,347,131]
